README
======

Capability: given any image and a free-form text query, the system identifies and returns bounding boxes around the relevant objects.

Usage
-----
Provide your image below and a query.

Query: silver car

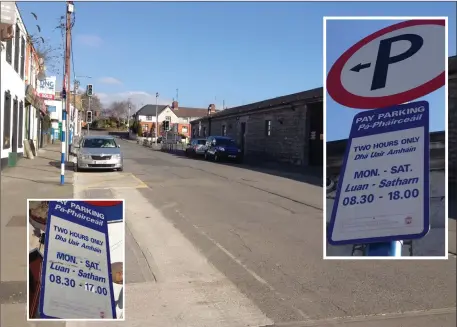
[185,138,207,157]
[73,135,123,172]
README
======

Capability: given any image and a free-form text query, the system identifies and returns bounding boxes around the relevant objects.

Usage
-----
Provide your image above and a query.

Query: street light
[155,92,159,145]
[127,98,131,130]
[72,75,92,137]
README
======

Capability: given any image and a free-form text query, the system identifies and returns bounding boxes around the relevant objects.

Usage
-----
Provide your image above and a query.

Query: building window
[20,36,25,79]
[14,24,20,73]
[265,120,271,136]
[146,115,153,121]
[165,116,171,122]
[142,124,148,131]
[6,37,13,64]
[182,126,188,134]
[203,127,207,137]
[222,125,226,136]
[3,91,12,149]
[19,101,24,146]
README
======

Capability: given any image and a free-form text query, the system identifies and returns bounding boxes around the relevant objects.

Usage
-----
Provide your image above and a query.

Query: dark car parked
[204,136,242,162]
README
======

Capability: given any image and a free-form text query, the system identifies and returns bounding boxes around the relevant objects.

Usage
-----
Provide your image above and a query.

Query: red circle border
[327,19,446,109]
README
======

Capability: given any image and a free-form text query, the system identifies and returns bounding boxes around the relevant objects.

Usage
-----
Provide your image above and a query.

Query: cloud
[75,34,103,47]
[98,77,122,85]
[97,91,172,111]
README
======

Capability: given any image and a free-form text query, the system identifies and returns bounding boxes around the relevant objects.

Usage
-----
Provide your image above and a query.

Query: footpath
[1,143,72,327]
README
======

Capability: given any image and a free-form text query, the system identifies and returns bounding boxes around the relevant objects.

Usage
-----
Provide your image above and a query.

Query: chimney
[172,101,178,110]
[209,104,216,113]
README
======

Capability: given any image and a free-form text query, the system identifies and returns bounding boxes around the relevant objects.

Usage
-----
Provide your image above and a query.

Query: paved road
[71,134,456,327]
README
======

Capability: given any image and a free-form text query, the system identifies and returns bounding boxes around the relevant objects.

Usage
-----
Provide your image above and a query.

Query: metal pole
[64,2,72,162]
[366,242,402,257]
[61,109,66,185]
[87,96,91,135]
[155,92,159,145]
[127,99,131,128]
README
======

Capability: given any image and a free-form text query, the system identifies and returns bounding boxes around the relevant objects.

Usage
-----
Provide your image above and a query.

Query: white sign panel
[37,76,57,100]
[40,201,118,319]
[328,101,430,245]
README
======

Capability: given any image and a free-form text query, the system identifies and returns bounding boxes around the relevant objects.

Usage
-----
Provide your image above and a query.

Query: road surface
[70,133,456,327]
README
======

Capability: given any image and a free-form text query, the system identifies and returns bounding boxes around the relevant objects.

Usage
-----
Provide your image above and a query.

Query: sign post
[326,19,445,256]
[39,201,118,319]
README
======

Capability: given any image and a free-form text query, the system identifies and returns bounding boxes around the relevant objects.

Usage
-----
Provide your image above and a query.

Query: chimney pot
[209,104,216,113]
[172,101,178,110]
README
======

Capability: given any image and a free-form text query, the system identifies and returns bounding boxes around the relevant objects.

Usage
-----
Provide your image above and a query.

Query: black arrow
[350,63,371,72]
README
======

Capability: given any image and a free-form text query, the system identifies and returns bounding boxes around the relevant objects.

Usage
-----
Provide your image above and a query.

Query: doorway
[240,122,246,155]
[307,102,323,166]
[12,98,18,153]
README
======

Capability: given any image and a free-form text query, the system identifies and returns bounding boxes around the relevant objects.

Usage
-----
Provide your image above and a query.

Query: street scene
[1,1,456,327]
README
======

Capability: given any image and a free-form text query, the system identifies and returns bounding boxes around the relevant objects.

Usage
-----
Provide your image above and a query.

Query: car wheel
[74,162,78,172]
[118,166,123,172]
[204,152,208,160]
[214,152,219,162]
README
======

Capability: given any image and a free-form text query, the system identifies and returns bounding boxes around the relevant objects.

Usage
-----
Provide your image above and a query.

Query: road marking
[173,208,310,320]
[73,172,148,190]
[129,173,149,188]
[106,188,274,327]
[268,307,456,327]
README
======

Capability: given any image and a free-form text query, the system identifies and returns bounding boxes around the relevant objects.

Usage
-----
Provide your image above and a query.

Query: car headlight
[237,149,241,153]
[112,154,121,159]
[80,154,91,160]
[218,147,225,151]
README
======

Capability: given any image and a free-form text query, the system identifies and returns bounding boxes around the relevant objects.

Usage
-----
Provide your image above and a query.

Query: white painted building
[132,101,213,138]
[0,3,27,168]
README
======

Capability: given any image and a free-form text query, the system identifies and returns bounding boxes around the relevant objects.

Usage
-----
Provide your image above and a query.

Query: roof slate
[135,104,210,118]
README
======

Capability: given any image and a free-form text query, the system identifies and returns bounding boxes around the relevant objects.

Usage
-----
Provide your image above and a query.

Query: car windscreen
[82,138,117,148]
[197,140,206,145]
[216,139,236,146]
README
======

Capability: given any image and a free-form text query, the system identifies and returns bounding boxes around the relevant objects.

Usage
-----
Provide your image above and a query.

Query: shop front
[25,85,46,154]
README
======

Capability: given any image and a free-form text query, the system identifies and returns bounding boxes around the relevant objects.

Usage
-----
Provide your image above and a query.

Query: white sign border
[26,199,126,322]
[323,16,449,260]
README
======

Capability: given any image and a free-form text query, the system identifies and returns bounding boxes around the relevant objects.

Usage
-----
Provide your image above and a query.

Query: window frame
[265,120,272,136]
[19,101,24,146]
[6,37,13,64]
[20,36,26,79]
[14,24,20,73]
[3,91,12,149]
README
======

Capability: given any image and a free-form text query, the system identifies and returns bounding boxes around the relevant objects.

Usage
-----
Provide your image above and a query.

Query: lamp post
[73,75,91,138]
[155,92,159,145]
[127,98,131,130]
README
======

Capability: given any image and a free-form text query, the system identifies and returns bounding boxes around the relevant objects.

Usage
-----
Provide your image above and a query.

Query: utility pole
[155,92,159,145]
[61,1,73,184]
[65,1,73,162]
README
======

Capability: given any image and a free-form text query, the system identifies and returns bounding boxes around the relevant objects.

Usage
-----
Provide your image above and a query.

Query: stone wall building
[190,87,323,167]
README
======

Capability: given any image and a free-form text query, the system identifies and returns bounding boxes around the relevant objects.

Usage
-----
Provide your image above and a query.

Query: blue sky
[326,17,455,141]
[18,1,455,124]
